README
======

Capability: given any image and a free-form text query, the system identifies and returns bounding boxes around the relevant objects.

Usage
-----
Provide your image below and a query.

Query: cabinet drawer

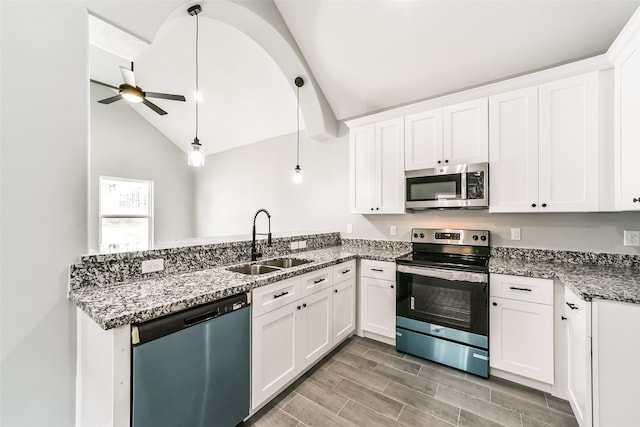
[299,267,333,298]
[333,260,356,284]
[252,277,300,318]
[361,259,396,281]
[490,274,553,305]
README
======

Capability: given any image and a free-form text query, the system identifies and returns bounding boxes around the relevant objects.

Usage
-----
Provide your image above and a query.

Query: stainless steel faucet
[251,209,272,261]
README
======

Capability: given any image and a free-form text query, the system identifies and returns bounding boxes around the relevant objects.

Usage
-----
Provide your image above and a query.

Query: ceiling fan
[91,62,186,115]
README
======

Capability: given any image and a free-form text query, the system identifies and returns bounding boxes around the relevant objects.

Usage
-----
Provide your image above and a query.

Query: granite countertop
[490,257,640,304]
[70,246,410,330]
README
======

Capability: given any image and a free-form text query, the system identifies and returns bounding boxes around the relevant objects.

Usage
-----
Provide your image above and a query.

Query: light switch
[346,224,353,234]
[390,225,397,236]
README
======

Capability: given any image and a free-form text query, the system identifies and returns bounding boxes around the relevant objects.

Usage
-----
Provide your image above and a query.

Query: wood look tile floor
[240,337,578,427]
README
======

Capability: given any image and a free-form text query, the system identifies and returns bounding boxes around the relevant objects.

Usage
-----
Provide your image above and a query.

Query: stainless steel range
[395,228,490,378]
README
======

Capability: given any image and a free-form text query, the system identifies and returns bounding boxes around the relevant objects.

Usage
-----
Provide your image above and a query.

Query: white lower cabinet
[297,287,333,369]
[360,260,396,341]
[251,301,298,409]
[251,261,356,411]
[565,287,592,427]
[490,274,554,384]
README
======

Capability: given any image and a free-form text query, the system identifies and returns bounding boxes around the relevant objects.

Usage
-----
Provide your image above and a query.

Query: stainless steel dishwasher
[131,293,250,427]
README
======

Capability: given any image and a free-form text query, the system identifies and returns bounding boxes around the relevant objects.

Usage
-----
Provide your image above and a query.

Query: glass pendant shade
[292,165,303,184]
[188,138,205,167]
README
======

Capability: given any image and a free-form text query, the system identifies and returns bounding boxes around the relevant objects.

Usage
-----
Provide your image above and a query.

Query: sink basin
[259,258,312,268]
[227,264,281,275]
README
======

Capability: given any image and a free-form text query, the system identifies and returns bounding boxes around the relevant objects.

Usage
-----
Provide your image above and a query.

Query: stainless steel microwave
[405,162,489,210]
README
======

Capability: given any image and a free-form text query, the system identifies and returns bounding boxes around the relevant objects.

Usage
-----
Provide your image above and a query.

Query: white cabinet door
[361,276,396,339]
[376,118,405,213]
[349,124,375,214]
[490,297,554,383]
[297,287,333,370]
[443,98,488,166]
[489,87,539,213]
[565,288,592,427]
[405,109,443,170]
[349,118,404,214]
[614,43,640,210]
[539,73,599,212]
[332,277,356,345]
[252,303,298,409]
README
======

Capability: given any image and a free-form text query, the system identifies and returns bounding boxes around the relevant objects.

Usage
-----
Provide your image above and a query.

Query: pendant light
[292,77,304,184]
[187,4,205,167]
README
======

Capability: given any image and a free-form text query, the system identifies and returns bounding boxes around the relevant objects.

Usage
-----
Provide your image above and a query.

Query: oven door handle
[397,264,487,283]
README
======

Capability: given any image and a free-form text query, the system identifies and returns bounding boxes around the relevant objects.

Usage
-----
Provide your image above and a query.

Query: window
[99,176,153,252]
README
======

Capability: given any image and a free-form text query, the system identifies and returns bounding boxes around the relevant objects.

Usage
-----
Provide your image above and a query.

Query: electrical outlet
[624,230,640,246]
[390,225,397,236]
[346,224,353,234]
[141,259,164,273]
[290,241,299,250]
[298,240,307,249]
[510,228,521,241]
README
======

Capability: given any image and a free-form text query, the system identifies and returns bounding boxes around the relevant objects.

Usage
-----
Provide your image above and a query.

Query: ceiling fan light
[188,137,205,167]
[121,87,144,103]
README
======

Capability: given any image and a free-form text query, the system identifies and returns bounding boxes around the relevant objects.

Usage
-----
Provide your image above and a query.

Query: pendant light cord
[195,12,199,139]
[296,85,300,166]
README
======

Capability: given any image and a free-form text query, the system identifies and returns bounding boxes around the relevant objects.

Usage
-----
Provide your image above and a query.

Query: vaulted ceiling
[89,0,640,155]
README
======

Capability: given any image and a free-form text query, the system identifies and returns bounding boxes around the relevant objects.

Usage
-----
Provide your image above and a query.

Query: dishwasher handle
[133,292,249,346]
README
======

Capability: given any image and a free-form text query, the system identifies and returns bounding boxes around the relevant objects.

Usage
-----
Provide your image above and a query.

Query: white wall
[196,127,640,255]
[0,2,88,426]
[89,83,195,251]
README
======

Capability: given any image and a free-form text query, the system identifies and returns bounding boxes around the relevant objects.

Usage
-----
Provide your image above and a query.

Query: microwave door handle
[461,171,467,200]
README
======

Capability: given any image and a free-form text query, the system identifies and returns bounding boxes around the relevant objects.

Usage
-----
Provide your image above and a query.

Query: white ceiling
[89,0,640,155]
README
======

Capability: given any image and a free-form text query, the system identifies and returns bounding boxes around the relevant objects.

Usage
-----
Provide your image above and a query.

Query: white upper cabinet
[405,109,443,170]
[613,30,640,210]
[443,98,489,166]
[489,72,600,213]
[538,73,599,212]
[489,87,539,212]
[405,98,488,171]
[349,118,405,214]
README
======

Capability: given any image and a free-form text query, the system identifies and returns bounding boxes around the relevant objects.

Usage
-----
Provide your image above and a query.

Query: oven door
[396,264,488,337]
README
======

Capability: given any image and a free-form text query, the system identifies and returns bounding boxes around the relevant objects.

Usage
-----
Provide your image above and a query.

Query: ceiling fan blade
[145,92,186,102]
[119,66,136,87]
[143,99,167,115]
[90,79,120,90]
[98,94,123,104]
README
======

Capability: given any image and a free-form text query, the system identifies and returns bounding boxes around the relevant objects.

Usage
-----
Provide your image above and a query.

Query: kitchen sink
[258,258,312,268]
[227,264,281,275]
[227,258,312,275]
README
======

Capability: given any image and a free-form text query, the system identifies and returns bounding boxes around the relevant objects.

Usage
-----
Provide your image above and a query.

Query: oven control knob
[413,233,418,238]
[472,235,479,241]
[480,236,487,241]
[419,233,425,238]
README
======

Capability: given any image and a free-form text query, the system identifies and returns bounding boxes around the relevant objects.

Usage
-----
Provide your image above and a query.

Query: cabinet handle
[341,269,351,275]
[566,302,579,310]
[437,160,442,164]
[334,289,338,293]
[370,208,374,211]
[634,198,639,203]
[273,291,289,299]
[302,303,307,308]
[313,278,326,284]
[509,286,532,292]
[297,305,301,310]
[561,316,567,320]
[376,207,380,211]
[371,268,384,272]
[542,203,547,208]
[492,302,497,306]
[531,203,537,208]
[390,285,394,289]
[444,159,449,163]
